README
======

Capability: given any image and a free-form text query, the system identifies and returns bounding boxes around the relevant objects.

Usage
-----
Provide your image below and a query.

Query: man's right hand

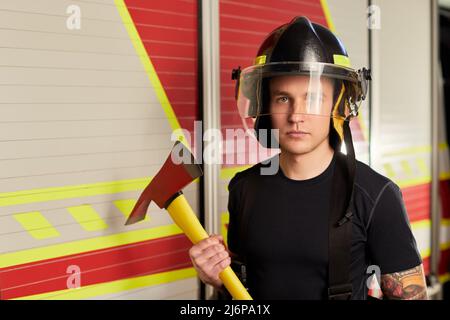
[189,234,231,289]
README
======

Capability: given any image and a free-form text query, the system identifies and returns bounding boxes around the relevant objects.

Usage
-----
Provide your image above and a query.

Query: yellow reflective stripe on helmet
[333,54,351,68]
[254,55,266,65]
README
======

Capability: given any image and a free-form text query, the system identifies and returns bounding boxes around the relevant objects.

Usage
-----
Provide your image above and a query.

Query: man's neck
[279,141,335,181]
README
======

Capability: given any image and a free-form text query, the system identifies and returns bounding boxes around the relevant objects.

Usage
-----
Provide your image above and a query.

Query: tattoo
[380,265,428,300]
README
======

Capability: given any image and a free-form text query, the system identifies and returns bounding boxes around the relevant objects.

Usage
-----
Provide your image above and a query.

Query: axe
[125,140,252,300]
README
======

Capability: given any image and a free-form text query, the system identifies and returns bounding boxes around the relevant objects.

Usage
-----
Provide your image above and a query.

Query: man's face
[269,75,335,155]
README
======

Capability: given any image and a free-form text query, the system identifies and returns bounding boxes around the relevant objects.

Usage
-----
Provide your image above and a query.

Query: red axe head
[125,141,203,225]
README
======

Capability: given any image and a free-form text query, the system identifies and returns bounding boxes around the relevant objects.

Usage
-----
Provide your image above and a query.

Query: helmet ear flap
[330,79,342,150]
[254,78,277,148]
[329,119,342,151]
[331,80,346,144]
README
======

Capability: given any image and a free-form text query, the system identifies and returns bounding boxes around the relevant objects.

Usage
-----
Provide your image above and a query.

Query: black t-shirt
[226,152,422,300]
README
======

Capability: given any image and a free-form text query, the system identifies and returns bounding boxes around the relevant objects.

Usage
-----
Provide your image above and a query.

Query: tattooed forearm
[380,265,428,300]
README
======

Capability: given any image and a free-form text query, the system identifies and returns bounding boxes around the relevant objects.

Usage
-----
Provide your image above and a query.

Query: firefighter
[189,16,427,300]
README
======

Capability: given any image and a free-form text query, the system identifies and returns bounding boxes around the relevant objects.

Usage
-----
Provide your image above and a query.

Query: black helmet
[232,16,371,149]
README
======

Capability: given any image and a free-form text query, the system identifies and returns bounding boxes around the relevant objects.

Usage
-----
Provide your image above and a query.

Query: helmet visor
[236,62,365,122]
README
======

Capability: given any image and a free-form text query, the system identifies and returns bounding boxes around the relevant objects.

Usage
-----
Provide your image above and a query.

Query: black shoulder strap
[328,120,356,300]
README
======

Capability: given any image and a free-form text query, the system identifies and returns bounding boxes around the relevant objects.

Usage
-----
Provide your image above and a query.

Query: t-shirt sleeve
[367,181,422,275]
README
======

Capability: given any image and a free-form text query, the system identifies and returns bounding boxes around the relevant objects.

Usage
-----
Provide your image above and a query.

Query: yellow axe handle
[167,194,252,300]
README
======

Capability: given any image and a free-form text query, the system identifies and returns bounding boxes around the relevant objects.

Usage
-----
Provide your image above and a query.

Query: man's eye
[276,96,289,103]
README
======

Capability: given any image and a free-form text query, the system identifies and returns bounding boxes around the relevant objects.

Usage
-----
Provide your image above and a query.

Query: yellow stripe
[0,224,182,268]
[416,158,429,176]
[411,219,431,231]
[396,176,431,189]
[442,219,450,227]
[441,171,450,181]
[67,205,109,232]
[13,212,60,240]
[220,165,251,181]
[319,0,336,33]
[0,177,149,207]
[0,176,199,209]
[418,243,450,258]
[442,240,450,251]
[254,55,266,65]
[382,163,396,180]
[1,149,444,209]
[383,142,448,157]
[381,218,450,230]
[373,142,450,185]
[439,272,450,283]
[114,0,187,147]
[412,219,431,259]
[333,54,351,68]
[221,211,229,246]
[421,248,430,259]
[385,145,432,156]
[400,160,413,176]
[410,219,450,259]
[417,244,450,260]
[113,199,145,220]
[14,267,196,300]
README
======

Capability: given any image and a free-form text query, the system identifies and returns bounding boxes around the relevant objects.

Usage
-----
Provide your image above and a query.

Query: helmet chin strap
[343,118,356,199]
[328,117,356,300]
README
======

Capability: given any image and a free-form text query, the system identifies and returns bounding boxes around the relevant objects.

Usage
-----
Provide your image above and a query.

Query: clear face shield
[233,62,370,133]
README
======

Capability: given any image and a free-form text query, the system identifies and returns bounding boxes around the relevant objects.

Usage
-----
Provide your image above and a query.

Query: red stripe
[219,16,293,33]
[151,74,196,88]
[422,247,450,276]
[0,234,192,300]
[220,86,236,101]
[221,32,265,47]
[221,114,245,127]
[440,179,450,219]
[401,184,431,222]
[126,0,197,16]
[124,0,199,146]
[220,42,259,58]
[127,10,196,28]
[142,43,196,60]
[220,2,324,26]
[223,0,323,14]
[138,27,197,44]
